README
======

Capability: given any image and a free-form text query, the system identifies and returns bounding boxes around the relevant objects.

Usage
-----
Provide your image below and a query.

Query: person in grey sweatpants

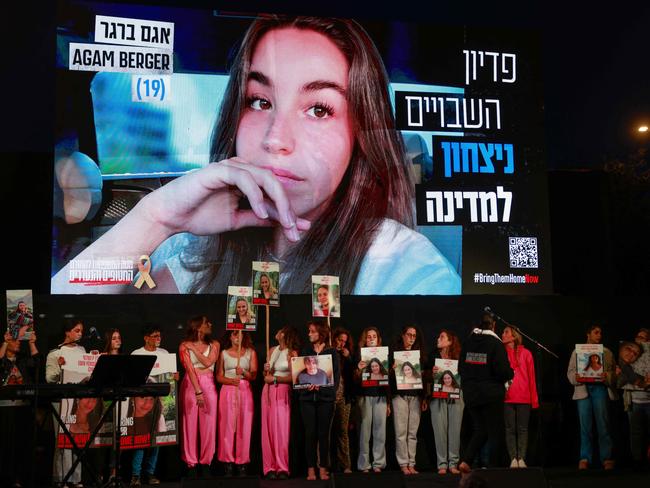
[430,396,464,471]
[356,327,390,472]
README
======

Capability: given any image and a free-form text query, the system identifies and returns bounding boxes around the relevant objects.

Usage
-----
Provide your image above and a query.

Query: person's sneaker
[518,459,527,468]
[145,474,161,485]
[129,476,141,487]
[277,471,289,480]
[266,471,277,480]
[578,459,588,470]
[238,465,247,477]
[224,463,234,477]
[510,459,519,468]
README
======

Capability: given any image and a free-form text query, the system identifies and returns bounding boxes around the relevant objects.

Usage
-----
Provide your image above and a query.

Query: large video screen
[51,0,552,295]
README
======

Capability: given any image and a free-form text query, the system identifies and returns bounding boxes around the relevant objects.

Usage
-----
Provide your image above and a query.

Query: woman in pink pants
[261,326,301,479]
[179,316,220,476]
[217,330,258,476]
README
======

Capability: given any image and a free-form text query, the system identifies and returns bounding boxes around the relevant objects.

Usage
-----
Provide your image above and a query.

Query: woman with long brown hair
[429,329,463,475]
[261,326,300,479]
[51,15,460,296]
[179,316,220,474]
[356,327,390,473]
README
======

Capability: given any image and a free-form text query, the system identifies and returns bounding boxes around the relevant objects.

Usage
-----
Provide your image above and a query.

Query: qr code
[509,237,538,268]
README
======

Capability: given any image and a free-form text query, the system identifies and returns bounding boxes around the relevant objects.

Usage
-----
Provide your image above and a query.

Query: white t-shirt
[131,346,169,356]
[157,219,461,295]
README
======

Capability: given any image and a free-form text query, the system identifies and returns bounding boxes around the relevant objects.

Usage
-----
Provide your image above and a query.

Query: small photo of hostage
[291,354,334,389]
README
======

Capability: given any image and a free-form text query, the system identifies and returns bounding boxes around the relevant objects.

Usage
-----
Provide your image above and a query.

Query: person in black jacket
[299,321,340,481]
[458,313,514,473]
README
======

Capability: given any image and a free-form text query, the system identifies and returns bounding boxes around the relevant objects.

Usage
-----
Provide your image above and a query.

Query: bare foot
[438,468,447,475]
[449,466,461,475]
[319,468,330,480]
[401,466,411,475]
[307,468,317,481]
[458,462,471,474]
[373,467,382,473]
[409,466,419,475]
[344,468,353,474]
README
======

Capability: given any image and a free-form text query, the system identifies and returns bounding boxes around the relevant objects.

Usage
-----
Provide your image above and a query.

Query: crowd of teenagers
[1,316,649,487]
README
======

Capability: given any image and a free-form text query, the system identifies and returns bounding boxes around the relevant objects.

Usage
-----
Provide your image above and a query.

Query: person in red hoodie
[502,326,538,468]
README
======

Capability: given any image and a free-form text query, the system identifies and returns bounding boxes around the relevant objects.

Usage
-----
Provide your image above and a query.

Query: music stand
[90,355,156,488]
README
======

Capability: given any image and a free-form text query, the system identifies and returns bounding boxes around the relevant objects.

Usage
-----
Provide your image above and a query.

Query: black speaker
[464,468,548,488]
[331,471,405,488]
[181,475,261,488]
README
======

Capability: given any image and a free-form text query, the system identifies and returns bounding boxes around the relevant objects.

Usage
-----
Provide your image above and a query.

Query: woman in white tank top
[216,331,258,476]
[179,316,220,475]
[261,326,301,479]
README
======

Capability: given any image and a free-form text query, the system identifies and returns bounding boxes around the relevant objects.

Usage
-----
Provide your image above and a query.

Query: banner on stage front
[360,346,389,387]
[119,353,178,449]
[6,289,34,341]
[291,354,334,389]
[311,275,340,318]
[252,261,280,306]
[58,349,111,448]
[576,344,604,382]
[432,358,461,399]
[226,286,256,330]
[394,350,423,390]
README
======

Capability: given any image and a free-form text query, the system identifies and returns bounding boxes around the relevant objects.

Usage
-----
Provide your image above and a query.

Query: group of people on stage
[567,325,650,471]
[2,317,650,487]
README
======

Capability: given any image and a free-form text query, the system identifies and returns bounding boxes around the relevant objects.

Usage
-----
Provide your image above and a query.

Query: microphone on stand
[87,326,102,341]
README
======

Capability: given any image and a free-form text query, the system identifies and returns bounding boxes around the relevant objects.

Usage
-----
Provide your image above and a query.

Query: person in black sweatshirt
[299,321,340,481]
[458,313,514,472]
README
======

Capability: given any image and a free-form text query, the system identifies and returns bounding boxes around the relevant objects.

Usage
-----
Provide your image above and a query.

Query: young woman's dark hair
[393,324,425,356]
[365,357,388,376]
[307,320,330,345]
[103,328,122,354]
[278,325,301,352]
[400,361,421,378]
[438,329,461,360]
[62,319,83,336]
[184,15,414,294]
[220,330,254,350]
[184,315,211,343]
[126,394,164,436]
[359,326,382,347]
[332,327,354,354]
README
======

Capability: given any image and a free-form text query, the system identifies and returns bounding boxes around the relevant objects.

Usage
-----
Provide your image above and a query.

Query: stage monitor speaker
[181,475,260,488]
[466,467,548,488]
[331,471,405,488]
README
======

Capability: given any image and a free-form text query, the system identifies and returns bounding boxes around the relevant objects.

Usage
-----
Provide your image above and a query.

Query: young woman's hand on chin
[139,158,311,243]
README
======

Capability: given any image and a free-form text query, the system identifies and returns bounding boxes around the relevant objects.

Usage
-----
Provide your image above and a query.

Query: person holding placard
[458,313,513,473]
[566,324,616,470]
[179,316,220,476]
[391,325,426,475]
[261,326,300,479]
[0,329,40,488]
[46,319,86,488]
[299,321,340,481]
[355,327,390,473]
[130,324,172,486]
[216,331,257,476]
[501,326,538,469]
[429,330,463,475]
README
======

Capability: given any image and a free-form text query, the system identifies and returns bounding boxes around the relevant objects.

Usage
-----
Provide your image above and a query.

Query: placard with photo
[576,344,604,382]
[291,354,334,389]
[6,289,34,341]
[360,346,389,387]
[311,275,340,318]
[226,286,256,330]
[432,358,461,399]
[252,261,280,306]
[394,350,423,390]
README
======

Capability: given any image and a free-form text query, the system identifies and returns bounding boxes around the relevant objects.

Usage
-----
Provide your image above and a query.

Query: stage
[98,467,649,488]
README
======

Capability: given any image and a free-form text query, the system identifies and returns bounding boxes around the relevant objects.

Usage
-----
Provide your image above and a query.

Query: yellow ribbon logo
[133,255,156,290]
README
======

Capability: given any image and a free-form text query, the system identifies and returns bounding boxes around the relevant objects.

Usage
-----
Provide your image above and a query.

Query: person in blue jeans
[566,324,617,470]
[130,325,178,486]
